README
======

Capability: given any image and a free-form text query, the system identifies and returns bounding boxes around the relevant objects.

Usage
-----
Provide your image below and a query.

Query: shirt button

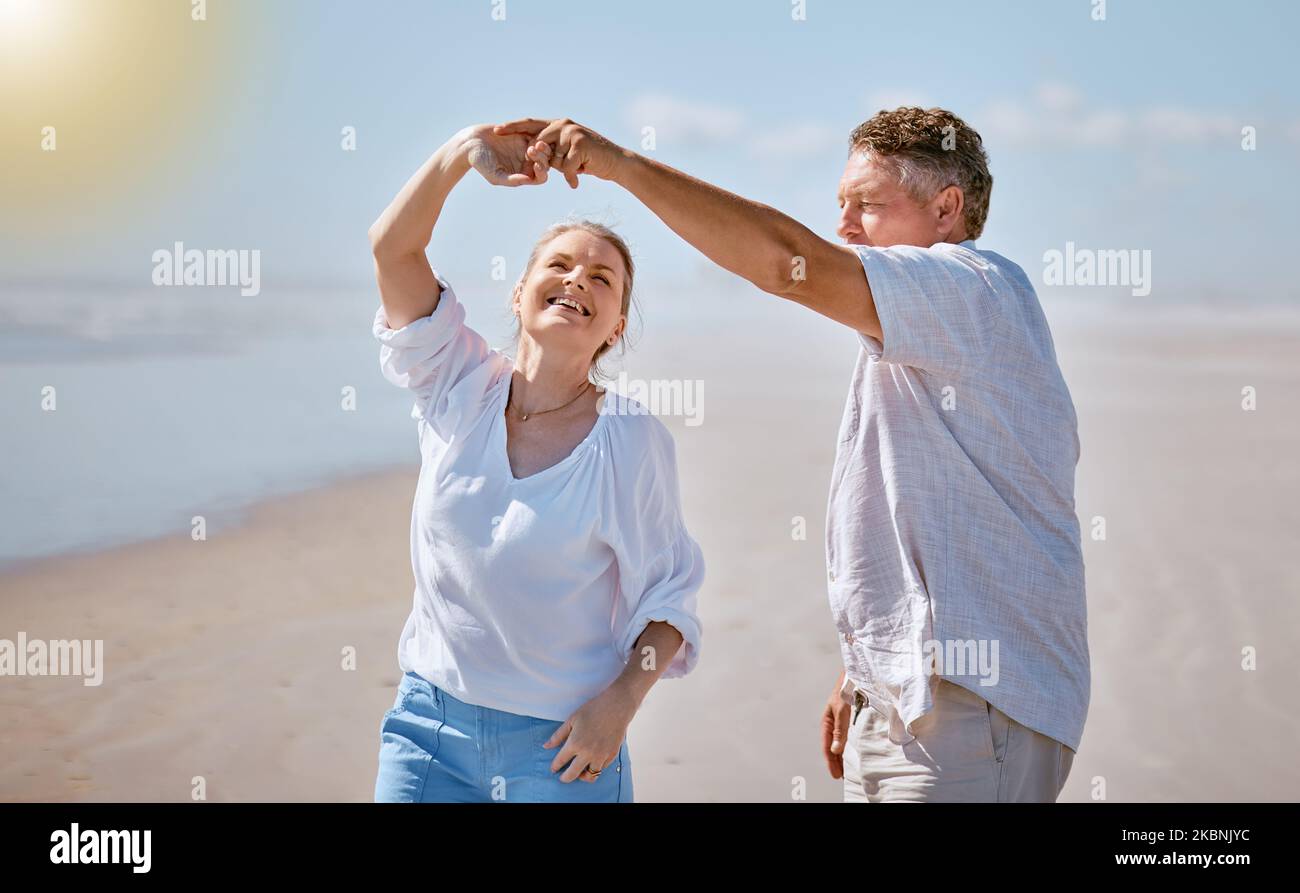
[844,631,855,644]
[828,570,836,583]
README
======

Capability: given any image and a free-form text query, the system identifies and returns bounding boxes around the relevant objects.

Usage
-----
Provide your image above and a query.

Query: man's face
[836,152,945,248]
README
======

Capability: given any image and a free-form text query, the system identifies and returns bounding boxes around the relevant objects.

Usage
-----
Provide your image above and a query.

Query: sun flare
[0,0,58,45]
[1,0,254,226]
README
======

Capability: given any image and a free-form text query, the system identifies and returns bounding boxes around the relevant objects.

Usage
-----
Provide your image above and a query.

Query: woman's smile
[545,293,591,316]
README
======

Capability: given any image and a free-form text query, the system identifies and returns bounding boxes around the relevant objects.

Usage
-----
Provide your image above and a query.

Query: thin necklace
[508,378,591,421]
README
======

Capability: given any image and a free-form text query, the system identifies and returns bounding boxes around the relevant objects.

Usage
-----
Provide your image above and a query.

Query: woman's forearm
[368,131,472,259]
[368,131,473,328]
[611,620,685,709]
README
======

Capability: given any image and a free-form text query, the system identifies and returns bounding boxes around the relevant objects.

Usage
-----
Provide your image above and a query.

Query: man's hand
[492,118,625,189]
[821,672,853,779]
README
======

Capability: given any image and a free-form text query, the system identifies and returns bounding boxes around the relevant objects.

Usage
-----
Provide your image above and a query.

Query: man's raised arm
[494,117,882,341]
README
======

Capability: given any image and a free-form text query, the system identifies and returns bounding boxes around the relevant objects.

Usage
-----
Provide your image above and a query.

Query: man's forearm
[610,150,817,297]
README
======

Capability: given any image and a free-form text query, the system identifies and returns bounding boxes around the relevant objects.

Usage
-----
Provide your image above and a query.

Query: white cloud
[982,97,1127,148]
[623,93,842,160]
[1140,106,1238,142]
[751,122,842,160]
[1035,82,1084,114]
[1134,152,1192,190]
[865,87,935,113]
[623,93,745,149]
[623,84,1254,165]
[980,83,1246,149]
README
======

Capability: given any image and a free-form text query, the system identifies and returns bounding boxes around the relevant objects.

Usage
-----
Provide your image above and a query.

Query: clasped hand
[457,118,621,189]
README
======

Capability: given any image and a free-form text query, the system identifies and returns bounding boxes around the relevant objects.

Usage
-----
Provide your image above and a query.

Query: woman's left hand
[492,118,625,189]
[544,682,639,783]
[455,123,549,187]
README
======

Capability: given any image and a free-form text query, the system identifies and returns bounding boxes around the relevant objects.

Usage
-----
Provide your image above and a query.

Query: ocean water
[4,278,1296,572]
[0,283,471,569]
[0,277,732,570]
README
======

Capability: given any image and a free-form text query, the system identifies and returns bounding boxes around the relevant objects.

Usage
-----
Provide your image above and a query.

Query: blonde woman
[368,124,704,802]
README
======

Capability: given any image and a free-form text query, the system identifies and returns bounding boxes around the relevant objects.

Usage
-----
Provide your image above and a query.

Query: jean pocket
[380,673,420,725]
[986,700,1011,765]
[1056,745,1075,796]
[616,743,633,802]
[529,717,563,766]
[380,674,444,765]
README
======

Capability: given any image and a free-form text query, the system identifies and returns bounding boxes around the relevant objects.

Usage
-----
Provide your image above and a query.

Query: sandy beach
[2,300,1298,802]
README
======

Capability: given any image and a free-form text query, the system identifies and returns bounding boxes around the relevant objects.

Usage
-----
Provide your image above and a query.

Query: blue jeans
[373,671,634,802]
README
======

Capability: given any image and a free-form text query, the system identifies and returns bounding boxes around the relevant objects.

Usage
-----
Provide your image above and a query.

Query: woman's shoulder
[598,390,679,465]
[594,390,690,533]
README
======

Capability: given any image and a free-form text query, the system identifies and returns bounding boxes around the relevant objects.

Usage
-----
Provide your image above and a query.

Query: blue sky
[2,0,1298,303]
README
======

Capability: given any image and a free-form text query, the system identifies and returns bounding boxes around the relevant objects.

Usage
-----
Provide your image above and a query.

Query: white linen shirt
[373,271,704,722]
[828,240,1090,753]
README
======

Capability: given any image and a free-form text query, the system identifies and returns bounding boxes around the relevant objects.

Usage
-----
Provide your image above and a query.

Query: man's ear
[934,185,965,239]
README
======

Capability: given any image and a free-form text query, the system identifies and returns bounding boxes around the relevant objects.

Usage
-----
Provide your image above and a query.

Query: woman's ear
[512,282,522,317]
[607,315,627,346]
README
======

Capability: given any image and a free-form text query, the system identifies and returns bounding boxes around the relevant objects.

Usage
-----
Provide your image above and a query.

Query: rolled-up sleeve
[372,270,494,433]
[608,415,705,679]
[854,243,1004,379]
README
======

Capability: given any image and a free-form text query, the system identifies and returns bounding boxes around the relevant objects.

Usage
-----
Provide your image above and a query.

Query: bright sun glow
[2,0,243,218]
[0,3,38,43]
[0,0,70,70]
[0,0,46,27]
[0,0,62,51]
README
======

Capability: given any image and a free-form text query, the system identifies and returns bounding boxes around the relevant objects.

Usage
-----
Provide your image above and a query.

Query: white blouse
[372,270,705,722]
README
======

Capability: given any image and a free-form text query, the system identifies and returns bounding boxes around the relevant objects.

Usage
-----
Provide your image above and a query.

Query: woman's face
[514,229,627,365]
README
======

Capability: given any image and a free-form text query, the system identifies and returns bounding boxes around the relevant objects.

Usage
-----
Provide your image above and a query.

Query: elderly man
[494,107,1089,802]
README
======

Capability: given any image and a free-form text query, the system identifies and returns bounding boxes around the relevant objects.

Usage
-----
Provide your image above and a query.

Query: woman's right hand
[455,124,549,188]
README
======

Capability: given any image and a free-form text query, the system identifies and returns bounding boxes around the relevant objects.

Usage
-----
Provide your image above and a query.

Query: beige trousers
[842,678,1074,802]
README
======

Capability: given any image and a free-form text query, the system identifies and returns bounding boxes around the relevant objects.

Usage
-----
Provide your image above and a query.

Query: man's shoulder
[943,242,1036,294]
[853,240,1032,289]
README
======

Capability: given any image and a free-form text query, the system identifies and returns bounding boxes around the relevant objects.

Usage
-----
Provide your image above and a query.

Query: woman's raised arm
[368,125,546,329]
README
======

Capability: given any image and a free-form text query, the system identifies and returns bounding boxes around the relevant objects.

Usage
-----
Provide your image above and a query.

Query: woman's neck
[511,337,593,414]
